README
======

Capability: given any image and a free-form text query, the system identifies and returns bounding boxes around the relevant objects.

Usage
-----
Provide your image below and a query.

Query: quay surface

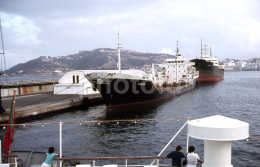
[0,92,103,123]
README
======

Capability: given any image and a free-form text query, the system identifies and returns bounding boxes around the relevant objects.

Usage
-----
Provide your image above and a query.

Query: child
[41,147,59,167]
[186,146,203,167]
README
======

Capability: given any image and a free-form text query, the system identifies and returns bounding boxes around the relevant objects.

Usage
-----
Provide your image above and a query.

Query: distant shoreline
[0,74,62,82]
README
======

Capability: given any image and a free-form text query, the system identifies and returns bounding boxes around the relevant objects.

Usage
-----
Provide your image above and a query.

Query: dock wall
[0,80,104,123]
[1,80,57,97]
[0,94,104,123]
[1,85,54,97]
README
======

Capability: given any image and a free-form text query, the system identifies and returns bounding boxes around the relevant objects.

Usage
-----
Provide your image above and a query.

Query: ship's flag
[3,90,16,154]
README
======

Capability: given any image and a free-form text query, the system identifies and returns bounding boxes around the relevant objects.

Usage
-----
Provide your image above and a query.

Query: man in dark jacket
[167,145,185,167]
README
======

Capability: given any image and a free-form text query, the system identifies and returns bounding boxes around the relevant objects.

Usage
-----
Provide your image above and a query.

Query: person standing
[186,146,203,167]
[41,147,59,167]
[167,145,185,167]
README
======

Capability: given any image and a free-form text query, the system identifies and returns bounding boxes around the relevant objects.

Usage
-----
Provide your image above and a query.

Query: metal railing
[54,156,169,167]
[53,120,190,167]
[1,155,18,167]
[0,120,190,167]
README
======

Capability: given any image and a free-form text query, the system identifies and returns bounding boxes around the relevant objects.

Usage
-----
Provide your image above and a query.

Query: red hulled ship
[191,39,224,83]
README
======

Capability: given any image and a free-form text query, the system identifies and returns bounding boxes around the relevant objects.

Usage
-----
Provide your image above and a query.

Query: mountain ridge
[5,48,173,75]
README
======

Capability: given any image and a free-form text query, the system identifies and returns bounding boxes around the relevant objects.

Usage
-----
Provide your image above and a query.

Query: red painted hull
[198,73,223,83]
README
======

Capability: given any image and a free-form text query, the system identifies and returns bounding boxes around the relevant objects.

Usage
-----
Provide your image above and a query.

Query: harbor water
[1,71,260,166]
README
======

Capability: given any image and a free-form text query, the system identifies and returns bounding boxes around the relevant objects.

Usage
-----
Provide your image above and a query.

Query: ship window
[73,75,75,83]
[76,75,79,83]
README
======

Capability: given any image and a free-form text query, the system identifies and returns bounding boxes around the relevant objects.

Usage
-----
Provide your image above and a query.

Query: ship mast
[0,19,6,113]
[176,41,179,83]
[210,46,212,57]
[201,38,203,59]
[117,25,121,74]
[176,40,180,57]
[0,18,6,75]
[204,45,208,56]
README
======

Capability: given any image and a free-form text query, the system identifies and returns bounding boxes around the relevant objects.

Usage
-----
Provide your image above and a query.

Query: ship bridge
[166,58,187,64]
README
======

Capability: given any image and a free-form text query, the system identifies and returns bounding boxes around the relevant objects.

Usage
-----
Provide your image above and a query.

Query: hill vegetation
[5,48,172,75]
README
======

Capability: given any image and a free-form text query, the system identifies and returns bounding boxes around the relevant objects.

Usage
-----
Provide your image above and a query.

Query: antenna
[175,40,180,83]
[176,40,180,57]
[210,46,212,57]
[204,45,208,56]
[117,24,121,73]
[200,38,203,59]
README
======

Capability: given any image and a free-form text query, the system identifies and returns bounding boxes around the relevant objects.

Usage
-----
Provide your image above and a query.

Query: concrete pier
[0,92,103,123]
[0,79,58,97]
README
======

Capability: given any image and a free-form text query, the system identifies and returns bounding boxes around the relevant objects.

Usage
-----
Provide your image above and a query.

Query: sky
[0,0,260,69]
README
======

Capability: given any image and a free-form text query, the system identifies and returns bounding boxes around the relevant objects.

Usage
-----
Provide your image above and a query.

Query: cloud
[0,0,260,69]
[1,12,40,44]
[0,12,43,68]
[228,18,260,50]
[160,48,173,55]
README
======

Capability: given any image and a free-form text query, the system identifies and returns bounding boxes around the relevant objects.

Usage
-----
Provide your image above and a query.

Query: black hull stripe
[107,86,194,109]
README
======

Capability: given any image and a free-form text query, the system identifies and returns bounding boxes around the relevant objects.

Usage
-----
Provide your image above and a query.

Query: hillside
[5,48,172,75]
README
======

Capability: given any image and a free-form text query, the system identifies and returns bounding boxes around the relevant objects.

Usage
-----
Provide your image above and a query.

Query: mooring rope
[248,135,260,141]
[0,117,191,127]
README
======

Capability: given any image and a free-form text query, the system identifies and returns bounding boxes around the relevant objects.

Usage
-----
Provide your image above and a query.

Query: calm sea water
[1,71,260,166]
[0,75,61,82]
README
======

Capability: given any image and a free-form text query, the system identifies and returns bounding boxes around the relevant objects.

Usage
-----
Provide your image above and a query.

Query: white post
[186,134,189,153]
[59,122,62,167]
[15,157,17,167]
[53,161,57,167]
[203,141,232,167]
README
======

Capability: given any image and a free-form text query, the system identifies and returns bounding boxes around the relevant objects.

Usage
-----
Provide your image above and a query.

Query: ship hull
[198,72,223,83]
[191,59,224,83]
[87,73,198,112]
[107,79,197,111]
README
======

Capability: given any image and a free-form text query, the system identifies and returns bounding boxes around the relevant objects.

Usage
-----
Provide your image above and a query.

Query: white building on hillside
[224,61,235,71]
[233,61,247,70]
[245,63,258,71]
[256,58,260,64]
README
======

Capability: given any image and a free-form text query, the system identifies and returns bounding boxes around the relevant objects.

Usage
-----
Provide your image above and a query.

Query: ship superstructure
[154,41,198,89]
